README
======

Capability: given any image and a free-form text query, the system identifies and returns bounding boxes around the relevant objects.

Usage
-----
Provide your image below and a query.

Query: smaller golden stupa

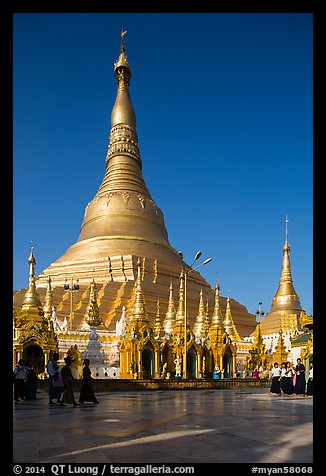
[259,216,302,335]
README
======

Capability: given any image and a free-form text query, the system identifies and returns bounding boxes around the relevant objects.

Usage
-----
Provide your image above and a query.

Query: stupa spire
[111,29,135,128]
[270,216,301,313]
[131,258,149,324]
[163,281,176,335]
[224,291,241,341]
[210,280,224,329]
[193,288,206,341]
[43,276,54,321]
[175,270,185,325]
[153,300,163,338]
[22,243,43,311]
[50,31,176,265]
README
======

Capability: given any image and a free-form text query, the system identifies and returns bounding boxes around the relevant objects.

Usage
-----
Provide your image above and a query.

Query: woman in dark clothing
[294,358,306,397]
[24,360,38,400]
[60,357,79,407]
[79,359,99,404]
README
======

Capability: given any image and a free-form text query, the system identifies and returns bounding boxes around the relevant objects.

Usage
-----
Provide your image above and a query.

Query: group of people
[47,353,99,407]
[13,359,38,402]
[14,353,99,407]
[269,358,313,397]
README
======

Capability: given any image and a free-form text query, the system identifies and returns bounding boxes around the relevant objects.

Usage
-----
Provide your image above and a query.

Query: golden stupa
[13,33,256,338]
[259,217,302,335]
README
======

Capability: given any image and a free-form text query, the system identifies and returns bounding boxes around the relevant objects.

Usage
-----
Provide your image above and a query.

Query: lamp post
[64,277,80,330]
[178,251,212,379]
[256,302,265,323]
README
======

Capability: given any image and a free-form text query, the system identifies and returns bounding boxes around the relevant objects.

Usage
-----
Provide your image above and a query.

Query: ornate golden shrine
[13,248,58,374]
[119,262,238,379]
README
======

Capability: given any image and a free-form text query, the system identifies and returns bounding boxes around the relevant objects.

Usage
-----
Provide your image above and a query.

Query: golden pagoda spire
[193,288,206,341]
[210,280,224,329]
[22,243,43,311]
[85,278,102,327]
[163,281,176,335]
[153,300,163,338]
[175,270,185,325]
[112,29,135,127]
[173,270,189,337]
[253,320,264,352]
[49,31,176,266]
[131,257,149,324]
[224,291,241,341]
[43,275,54,321]
[270,215,302,313]
[208,280,224,345]
[204,296,210,335]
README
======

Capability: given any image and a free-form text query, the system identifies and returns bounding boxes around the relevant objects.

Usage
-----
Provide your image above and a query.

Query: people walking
[294,358,306,397]
[13,359,26,402]
[79,359,99,404]
[60,356,79,407]
[269,362,281,396]
[306,361,313,397]
[47,352,60,405]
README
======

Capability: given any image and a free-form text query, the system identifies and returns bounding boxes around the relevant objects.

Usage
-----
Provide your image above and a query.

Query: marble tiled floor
[13,388,313,464]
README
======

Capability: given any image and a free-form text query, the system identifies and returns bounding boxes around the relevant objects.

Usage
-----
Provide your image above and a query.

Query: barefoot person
[269,362,281,396]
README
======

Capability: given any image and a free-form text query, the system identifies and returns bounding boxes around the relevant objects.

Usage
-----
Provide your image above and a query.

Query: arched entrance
[223,347,233,378]
[23,343,44,375]
[186,349,196,379]
[142,348,154,379]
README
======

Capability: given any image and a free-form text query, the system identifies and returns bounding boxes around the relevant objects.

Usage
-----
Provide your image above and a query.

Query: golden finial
[114,27,130,73]
[285,214,289,242]
[120,28,127,53]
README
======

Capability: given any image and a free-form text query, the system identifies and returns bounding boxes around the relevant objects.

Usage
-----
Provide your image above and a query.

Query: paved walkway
[13,388,313,464]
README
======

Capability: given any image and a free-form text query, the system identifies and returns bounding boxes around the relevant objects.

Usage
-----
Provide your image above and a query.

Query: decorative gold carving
[153,259,158,284]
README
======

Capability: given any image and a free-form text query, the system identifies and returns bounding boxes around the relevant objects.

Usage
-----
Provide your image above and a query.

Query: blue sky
[13,13,313,317]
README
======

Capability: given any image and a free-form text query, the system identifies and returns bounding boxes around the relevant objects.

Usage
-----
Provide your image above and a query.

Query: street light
[256,302,265,323]
[64,277,80,330]
[178,251,212,379]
